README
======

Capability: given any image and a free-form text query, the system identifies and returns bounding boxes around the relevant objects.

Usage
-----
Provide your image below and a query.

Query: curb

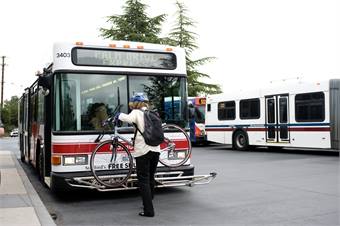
[13,155,56,226]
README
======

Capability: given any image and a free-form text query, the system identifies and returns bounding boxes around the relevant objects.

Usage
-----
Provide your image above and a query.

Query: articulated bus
[205,79,340,151]
[18,41,214,193]
[188,97,207,144]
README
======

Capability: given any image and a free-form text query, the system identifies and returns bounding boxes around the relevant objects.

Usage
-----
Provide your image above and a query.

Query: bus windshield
[195,105,205,123]
[54,73,187,132]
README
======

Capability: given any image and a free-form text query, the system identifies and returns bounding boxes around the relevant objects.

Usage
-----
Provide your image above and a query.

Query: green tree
[99,0,166,43]
[166,1,221,96]
[1,96,19,132]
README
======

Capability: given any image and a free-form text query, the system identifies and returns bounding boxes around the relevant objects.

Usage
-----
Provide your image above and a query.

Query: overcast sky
[0,0,339,100]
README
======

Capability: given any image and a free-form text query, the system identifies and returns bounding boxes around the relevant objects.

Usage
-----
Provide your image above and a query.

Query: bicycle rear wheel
[159,124,192,167]
[90,140,133,188]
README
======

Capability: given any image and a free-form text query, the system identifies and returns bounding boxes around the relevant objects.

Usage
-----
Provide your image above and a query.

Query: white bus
[18,41,215,193]
[205,79,340,151]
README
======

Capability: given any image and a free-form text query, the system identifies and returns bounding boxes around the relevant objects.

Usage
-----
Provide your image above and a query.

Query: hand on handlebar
[114,112,121,123]
[101,112,120,127]
[101,119,110,127]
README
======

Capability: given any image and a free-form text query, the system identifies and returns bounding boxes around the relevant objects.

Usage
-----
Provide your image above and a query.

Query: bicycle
[90,105,192,188]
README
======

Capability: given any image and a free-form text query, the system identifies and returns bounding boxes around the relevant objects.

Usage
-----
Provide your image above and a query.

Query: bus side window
[207,104,211,112]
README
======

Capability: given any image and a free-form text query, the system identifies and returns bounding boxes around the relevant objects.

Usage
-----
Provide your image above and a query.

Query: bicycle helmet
[130,92,149,102]
[188,100,194,107]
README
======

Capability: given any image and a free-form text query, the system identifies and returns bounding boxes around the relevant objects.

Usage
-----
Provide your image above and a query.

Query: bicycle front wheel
[90,140,133,188]
[159,124,192,167]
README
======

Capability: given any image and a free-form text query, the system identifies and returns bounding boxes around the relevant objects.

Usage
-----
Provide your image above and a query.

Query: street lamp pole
[1,56,5,110]
[0,56,6,125]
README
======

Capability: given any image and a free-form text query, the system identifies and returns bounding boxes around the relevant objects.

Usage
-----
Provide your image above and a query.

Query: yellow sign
[196,98,206,105]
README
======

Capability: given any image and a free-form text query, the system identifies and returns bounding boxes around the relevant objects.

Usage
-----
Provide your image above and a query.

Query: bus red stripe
[52,139,189,154]
[53,143,100,154]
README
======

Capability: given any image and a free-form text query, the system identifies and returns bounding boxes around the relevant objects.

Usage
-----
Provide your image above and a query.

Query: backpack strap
[132,123,137,146]
[132,122,144,146]
[133,123,143,136]
[132,109,146,145]
[133,109,145,135]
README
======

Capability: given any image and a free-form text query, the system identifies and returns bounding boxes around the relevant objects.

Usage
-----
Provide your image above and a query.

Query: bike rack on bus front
[65,171,217,192]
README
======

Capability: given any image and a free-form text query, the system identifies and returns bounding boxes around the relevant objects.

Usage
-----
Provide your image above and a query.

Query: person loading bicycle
[115,93,160,217]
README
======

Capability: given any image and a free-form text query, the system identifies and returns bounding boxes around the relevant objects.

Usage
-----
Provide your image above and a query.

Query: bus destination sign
[72,48,177,70]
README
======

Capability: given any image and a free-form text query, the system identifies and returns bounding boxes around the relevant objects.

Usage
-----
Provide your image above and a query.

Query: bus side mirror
[36,68,52,89]
[38,75,51,89]
[41,88,50,96]
[38,75,51,96]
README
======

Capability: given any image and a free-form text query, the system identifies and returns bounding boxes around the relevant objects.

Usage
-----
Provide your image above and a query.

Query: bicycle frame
[106,122,175,160]
[84,108,216,191]
[113,126,134,146]
[69,127,216,191]
[97,104,175,158]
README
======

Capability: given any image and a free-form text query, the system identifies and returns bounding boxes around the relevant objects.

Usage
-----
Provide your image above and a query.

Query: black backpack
[133,109,164,146]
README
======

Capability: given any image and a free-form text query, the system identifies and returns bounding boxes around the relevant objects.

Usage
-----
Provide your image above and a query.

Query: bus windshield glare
[54,73,187,131]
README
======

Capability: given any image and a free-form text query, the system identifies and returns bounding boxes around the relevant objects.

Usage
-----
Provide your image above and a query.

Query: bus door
[265,94,290,143]
[23,92,30,161]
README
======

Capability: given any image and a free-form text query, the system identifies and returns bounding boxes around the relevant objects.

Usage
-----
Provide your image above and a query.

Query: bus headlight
[63,155,88,166]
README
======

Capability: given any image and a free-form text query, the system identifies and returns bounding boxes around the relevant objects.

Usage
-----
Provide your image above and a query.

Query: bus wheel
[20,149,25,162]
[233,130,249,151]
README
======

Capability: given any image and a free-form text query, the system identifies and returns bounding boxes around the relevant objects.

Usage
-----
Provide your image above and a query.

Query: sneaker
[138,212,154,217]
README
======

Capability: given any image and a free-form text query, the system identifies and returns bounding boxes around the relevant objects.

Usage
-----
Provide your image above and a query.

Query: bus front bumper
[50,165,217,192]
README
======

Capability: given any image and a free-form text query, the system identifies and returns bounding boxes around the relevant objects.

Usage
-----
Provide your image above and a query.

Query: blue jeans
[135,151,160,215]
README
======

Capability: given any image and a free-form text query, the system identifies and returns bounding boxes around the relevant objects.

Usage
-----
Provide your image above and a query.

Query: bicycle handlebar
[94,104,123,143]
[102,104,123,125]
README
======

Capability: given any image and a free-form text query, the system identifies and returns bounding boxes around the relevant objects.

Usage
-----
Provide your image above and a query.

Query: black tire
[233,130,249,151]
[159,124,192,167]
[38,150,45,183]
[20,135,25,162]
[90,140,133,188]
[20,150,25,162]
